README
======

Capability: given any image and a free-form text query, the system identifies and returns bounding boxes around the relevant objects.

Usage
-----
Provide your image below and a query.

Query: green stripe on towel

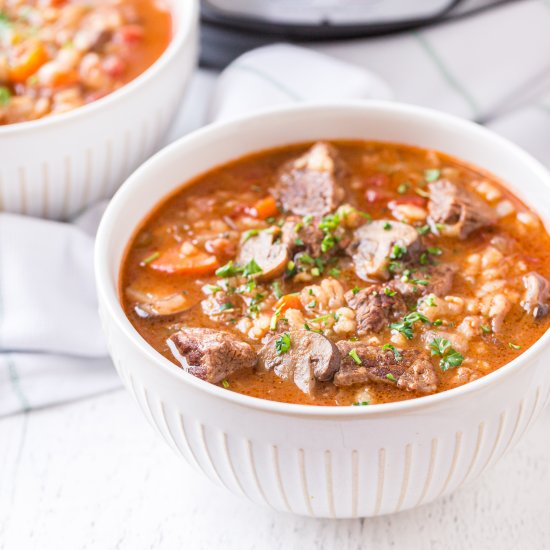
[6,354,31,412]
[232,64,303,101]
[414,32,480,118]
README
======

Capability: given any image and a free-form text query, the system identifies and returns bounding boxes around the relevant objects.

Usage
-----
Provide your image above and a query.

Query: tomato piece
[149,246,219,275]
[115,25,145,45]
[247,196,279,219]
[274,294,303,313]
[9,41,49,83]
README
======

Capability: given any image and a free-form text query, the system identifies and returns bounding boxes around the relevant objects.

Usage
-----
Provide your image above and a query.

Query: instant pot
[200,0,520,67]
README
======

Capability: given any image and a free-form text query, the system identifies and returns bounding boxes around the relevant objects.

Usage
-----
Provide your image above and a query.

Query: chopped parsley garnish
[383,222,393,231]
[384,287,396,296]
[272,281,283,299]
[286,260,296,275]
[348,348,362,365]
[397,183,408,194]
[382,343,402,360]
[311,267,321,277]
[508,342,521,350]
[275,333,291,355]
[309,314,331,324]
[140,251,160,266]
[386,373,397,382]
[329,267,341,277]
[321,233,337,253]
[294,238,304,246]
[219,302,234,312]
[424,295,437,307]
[417,224,431,235]
[299,253,315,265]
[319,213,340,232]
[265,216,276,224]
[390,311,430,340]
[481,324,491,334]
[427,246,443,256]
[205,284,223,294]
[351,287,361,295]
[390,243,407,260]
[215,260,242,278]
[0,86,12,106]
[419,253,429,265]
[424,169,441,183]
[433,319,444,326]
[242,228,260,242]
[216,258,262,278]
[242,259,263,277]
[306,300,317,309]
[221,379,230,389]
[388,261,403,274]
[352,401,369,406]
[429,337,464,371]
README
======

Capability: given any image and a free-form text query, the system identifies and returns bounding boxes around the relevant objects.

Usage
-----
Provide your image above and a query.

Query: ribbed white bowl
[95,103,550,518]
[0,0,198,220]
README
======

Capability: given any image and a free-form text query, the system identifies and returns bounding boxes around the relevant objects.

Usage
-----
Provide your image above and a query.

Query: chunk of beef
[428,180,496,239]
[348,220,423,281]
[345,285,406,335]
[281,216,324,258]
[272,142,346,217]
[258,330,341,395]
[334,341,437,394]
[167,328,257,383]
[237,229,288,281]
[522,272,550,318]
[391,264,457,299]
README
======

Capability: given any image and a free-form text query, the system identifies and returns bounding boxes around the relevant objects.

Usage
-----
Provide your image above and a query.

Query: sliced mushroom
[347,220,423,281]
[258,330,341,395]
[126,288,192,319]
[237,229,288,281]
[522,272,550,318]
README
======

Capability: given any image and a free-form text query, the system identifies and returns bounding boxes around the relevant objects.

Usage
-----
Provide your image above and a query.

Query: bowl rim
[0,0,198,135]
[95,100,550,419]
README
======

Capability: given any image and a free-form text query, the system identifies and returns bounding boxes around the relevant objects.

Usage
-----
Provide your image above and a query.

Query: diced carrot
[248,196,279,219]
[9,41,49,83]
[51,69,80,88]
[149,246,219,276]
[274,293,303,314]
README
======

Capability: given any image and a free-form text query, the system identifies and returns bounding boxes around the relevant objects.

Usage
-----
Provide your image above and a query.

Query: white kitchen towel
[2,0,550,416]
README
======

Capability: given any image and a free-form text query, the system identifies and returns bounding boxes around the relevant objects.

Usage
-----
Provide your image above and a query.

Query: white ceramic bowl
[95,102,550,518]
[0,0,198,220]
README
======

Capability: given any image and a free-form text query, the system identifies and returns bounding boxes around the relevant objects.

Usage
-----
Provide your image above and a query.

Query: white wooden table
[1,389,549,550]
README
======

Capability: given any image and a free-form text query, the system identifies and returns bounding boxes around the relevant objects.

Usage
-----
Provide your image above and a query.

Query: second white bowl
[0,0,198,220]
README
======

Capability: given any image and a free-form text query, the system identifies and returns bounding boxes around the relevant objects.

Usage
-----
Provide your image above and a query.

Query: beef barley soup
[120,141,550,406]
